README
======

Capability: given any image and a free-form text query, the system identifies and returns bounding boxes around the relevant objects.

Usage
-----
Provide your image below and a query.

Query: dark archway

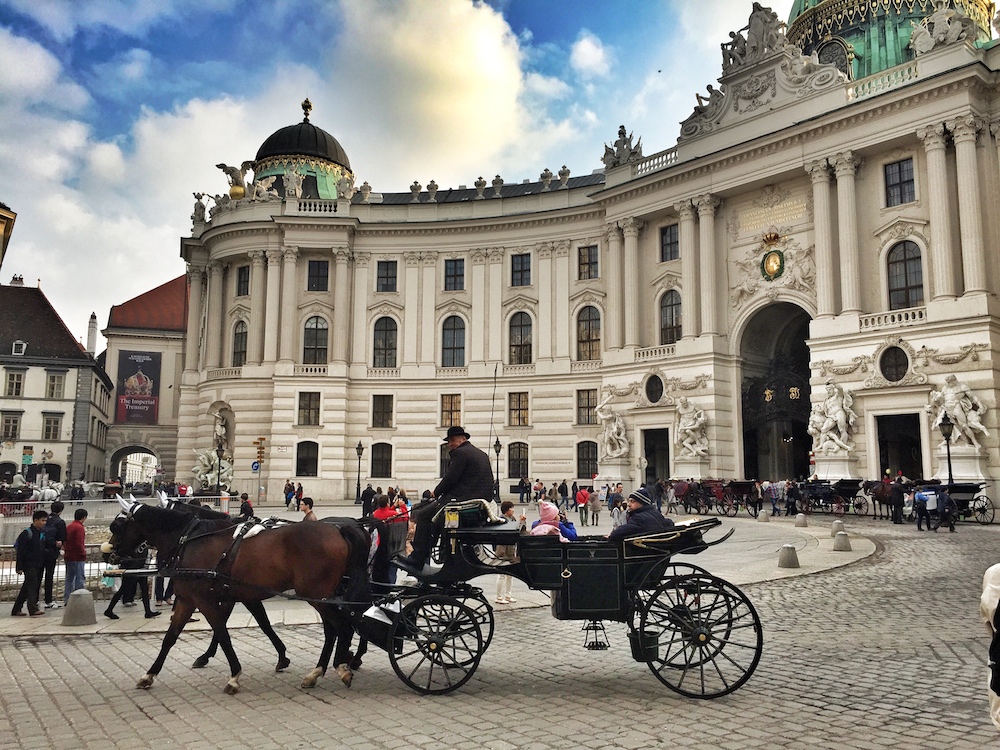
[740,302,812,480]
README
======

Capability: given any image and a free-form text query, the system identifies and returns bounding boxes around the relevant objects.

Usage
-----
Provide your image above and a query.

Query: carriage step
[582,620,609,650]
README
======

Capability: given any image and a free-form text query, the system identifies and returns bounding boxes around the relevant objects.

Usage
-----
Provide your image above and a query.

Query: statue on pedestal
[928,374,989,449]
[595,394,630,460]
[808,379,857,454]
[674,397,708,457]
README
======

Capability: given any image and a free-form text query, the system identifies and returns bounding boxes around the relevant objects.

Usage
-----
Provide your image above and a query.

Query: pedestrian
[610,496,626,529]
[914,489,931,531]
[933,490,957,532]
[764,481,779,516]
[284,480,294,509]
[300,497,317,521]
[41,500,67,609]
[588,488,603,527]
[494,501,525,603]
[294,483,304,511]
[237,492,254,520]
[785,480,800,516]
[558,479,569,511]
[890,478,905,524]
[517,477,529,505]
[360,483,376,515]
[104,542,160,620]
[12,509,49,617]
[63,508,88,603]
[575,485,590,526]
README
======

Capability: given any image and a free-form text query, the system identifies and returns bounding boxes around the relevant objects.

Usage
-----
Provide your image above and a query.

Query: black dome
[255,120,351,171]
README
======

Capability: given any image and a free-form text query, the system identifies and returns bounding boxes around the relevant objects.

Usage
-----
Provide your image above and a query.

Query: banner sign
[115,350,161,425]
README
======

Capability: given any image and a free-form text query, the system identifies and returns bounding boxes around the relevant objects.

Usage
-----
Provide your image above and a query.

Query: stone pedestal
[595,458,630,493]
[933,444,987,482]
[673,455,709,480]
[61,588,97,626]
[812,453,860,480]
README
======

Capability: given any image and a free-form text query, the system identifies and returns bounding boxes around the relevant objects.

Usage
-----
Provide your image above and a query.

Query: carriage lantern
[493,438,501,501]
[939,412,954,486]
[215,441,225,496]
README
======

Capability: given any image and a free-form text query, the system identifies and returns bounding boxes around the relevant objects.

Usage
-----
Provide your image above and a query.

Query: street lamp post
[939,412,955,486]
[215,440,225,496]
[355,441,364,504]
[493,438,502,501]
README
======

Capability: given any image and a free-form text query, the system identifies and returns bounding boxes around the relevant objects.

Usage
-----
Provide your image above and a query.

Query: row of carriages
[674,479,994,525]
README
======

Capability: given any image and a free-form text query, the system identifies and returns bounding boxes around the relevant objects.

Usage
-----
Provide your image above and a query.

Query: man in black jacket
[12,510,49,617]
[396,426,494,572]
[607,488,674,541]
[42,500,67,609]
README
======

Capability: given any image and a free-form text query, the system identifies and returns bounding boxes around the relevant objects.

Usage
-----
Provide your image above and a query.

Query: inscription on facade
[738,198,807,234]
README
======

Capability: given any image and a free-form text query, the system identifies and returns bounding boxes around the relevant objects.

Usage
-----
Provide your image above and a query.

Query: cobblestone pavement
[1,517,996,749]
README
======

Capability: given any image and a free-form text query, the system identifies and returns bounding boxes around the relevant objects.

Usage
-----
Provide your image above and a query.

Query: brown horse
[111,500,370,694]
[863,480,892,519]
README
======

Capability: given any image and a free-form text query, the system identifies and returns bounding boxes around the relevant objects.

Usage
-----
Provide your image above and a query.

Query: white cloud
[569,30,612,79]
[0,26,90,110]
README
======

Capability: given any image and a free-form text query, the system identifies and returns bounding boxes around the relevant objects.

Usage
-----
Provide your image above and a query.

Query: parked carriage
[910,481,994,525]
[720,480,761,517]
[800,479,867,516]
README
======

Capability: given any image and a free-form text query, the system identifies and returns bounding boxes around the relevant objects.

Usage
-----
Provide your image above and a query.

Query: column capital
[620,216,645,237]
[673,200,696,220]
[353,251,370,268]
[916,122,948,150]
[334,246,351,263]
[694,194,720,216]
[186,263,205,281]
[206,259,224,275]
[805,158,830,182]
[404,251,421,267]
[991,121,1000,140]
[248,249,266,266]
[281,245,299,262]
[265,247,282,265]
[605,222,622,243]
[831,151,860,177]
[948,114,984,142]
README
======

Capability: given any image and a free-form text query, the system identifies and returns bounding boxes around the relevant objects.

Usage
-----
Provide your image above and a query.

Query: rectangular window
[508,443,528,482]
[444,259,465,291]
[576,389,598,425]
[46,373,65,399]
[5,371,23,397]
[884,158,915,207]
[376,260,397,292]
[307,260,329,292]
[236,265,250,296]
[297,392,320,426]
[511,253,531,287]
[371,443,392,478]
[577,245,598,280]
[43,416,61,441]
[373,395,394,429]
[508,392,529,427]
[1,413,20,440]
[660,224,679,262]
[576,441,598,480]
[441,394,461,427]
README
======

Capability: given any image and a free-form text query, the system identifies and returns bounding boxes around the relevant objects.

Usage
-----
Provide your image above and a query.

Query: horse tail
[338,523,371,603]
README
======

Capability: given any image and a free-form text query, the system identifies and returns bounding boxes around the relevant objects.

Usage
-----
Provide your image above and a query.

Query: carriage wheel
[743,497,759,518]
[454,590,495,657]
[799,497,812,514]
[852,495,869,516]
[972,497,995,525]
[720,492,737,517]
[695,496,711,515]
[832,495,846,517]
[638,573,762,698]
[388,595,484,695]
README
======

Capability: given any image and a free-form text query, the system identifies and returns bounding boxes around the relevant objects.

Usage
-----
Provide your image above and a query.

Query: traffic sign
[251,460,260,472]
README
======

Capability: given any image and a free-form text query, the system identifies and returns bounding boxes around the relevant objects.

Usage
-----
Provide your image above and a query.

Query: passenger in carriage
[607,488,674,542]
[528,501,569,541]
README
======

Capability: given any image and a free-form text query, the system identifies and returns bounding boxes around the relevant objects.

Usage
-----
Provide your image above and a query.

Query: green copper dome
[786,0,994,80]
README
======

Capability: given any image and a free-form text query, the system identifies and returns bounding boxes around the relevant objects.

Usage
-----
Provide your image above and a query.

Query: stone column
[350,253,370,366]
[403,251,421,366]
[263,248,281,363]
[675,201,698,338]
[604,223,623,350]
[621,217,644,347]
[553,241,570,359]
[184,264,205,372]
[247,251,266,365]
[695,195,720,335]
[537,243,553,361]
[487,248,504,363]
[832,151,861,313]
[916,124,956,301]
[948,114,987,293]
[470,249,488,365]
[278,246,299,362]
[420,254,437,364]
[204,260,224,368]
[332,248,351,362]
[806,159,835,317]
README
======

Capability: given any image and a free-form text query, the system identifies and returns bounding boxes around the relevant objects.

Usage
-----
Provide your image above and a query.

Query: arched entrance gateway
[108,445,160,491]
[739,302,812,481]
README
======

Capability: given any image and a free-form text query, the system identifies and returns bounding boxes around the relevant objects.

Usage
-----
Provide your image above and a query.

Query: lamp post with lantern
[939,411,955,486]
[215,440,225,496]
[493,438,502,501]
[355,441,364,504]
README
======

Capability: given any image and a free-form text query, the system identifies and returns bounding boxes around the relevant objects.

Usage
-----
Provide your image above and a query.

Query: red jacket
[576,489,590,507]
[64,520,87,562]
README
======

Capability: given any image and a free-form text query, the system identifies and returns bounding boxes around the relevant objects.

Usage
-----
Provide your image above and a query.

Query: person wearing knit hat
[608,487,674,541]
[529,501,568,541]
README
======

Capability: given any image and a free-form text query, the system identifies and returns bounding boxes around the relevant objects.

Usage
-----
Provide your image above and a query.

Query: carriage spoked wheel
[972,496,995,525]
[637,573,763,699]
[720,491,738,517]
[388,594,484,695]
[744,498,760,518]
[852,494,869,516]
[832,495,846,517]
[450,588,495,660]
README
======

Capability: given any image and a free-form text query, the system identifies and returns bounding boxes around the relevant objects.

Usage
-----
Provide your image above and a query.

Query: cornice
[354,208,606,237]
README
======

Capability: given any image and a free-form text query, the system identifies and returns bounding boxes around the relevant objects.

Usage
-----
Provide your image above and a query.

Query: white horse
[981,563,1000,731]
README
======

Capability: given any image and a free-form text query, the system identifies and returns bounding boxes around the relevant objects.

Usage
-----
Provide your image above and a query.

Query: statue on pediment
[282,169,304,198]
[217,161,254,199]
[746,3,784,62]
[191,192,206,223]
[910,0,978,55]
[602,125,643,169]
[251,176,280,201]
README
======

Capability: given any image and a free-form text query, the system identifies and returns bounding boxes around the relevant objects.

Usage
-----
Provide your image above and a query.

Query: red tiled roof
[107,275,188,332]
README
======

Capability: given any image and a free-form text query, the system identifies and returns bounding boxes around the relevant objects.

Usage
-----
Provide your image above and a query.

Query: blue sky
[0,0,795,346]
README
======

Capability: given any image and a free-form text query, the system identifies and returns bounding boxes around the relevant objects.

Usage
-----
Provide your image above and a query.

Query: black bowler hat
[444,425,471,441]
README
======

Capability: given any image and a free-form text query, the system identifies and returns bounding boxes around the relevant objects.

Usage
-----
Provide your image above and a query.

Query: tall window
[577,306,601,361]
[441,394,461,426]
[884,158,915,207]
[576,389,598,425]
[303,316,328,363]
[660,224,679,262]
[578,245,598,280]
[887,240,924,310]
[5,371,23,397]
[232,321,248,367]
[442,316,465,367]
[659,290,682,345]
[508,442,528,482]
[445,259,465,291]
[296,441,318,476]
[509,392,529,427]
[439,443,451,478]
[376,260,397,292]
[2,413,20,440]
[509,312,532,365]
[577,441,598,480]
[43,415,61,441]
[511,253,531,287]
[46,373,64,399]
[373,395,394,428]
[371,443,393,478]
[307,260,329,292]
[373,317,398,368]
[236,265,250,296]
[298,392,320,426]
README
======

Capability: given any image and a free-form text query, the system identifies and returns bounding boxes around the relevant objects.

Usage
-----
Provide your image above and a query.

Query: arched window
[442,315,465,367]
[576,441,598,480]
[508,442,528,481]
[232,321,248,367]
[373,317,397,368]
[509,312,532,365]
[887,241,923,310]
[659,290,682,345]
[371,443,392,478]
[296,441,318,476]
[577,306,601,361]
[303,316,328,364]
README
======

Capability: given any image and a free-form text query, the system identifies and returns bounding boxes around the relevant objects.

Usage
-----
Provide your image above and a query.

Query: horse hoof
[223,681,240,695]
[336,664,353,688]
[349,657,362,671]
[192,657,209,669]
[275,656,291,672]
[301,667,323,689]
[136,675,154,690]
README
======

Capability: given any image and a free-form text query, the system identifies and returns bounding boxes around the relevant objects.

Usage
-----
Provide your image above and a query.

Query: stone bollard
[794,513,808,528]
[778,544,800,568]
[757,511,770,523]
[833,531,852,552]
[62,588,98,626]
[831,520,845,537]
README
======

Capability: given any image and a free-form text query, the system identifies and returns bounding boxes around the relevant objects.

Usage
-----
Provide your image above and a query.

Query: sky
[0,0,796,350]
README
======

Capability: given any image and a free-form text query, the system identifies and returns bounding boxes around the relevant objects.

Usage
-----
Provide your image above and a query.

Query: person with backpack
[12,509,49,617]
[42,501,67,609]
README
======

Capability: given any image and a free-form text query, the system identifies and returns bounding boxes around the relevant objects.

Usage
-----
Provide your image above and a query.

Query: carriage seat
[431,498,503,528]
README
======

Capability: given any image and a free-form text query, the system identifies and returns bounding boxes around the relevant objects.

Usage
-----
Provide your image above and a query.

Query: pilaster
[247,250,266,365]
[675,201,699,338]
[621,217,644,347]
[832,151,861,313]
[278,246,299,363]
[917,124,956,301]
[695,195,720,335]
[806,159,836,317]
[948,114,987,293]
[604,223,623,350]
[263,248,281,363]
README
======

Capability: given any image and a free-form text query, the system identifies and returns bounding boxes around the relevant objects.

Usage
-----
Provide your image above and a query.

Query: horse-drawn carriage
[719,480,761,517]
[800,479,866,516]
[909,481,995,525]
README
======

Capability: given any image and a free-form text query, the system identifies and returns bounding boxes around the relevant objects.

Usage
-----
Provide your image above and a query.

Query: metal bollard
[831,519,845,537]
[794,513,808,528]
[778,544,800,568]
[833,531,852,551]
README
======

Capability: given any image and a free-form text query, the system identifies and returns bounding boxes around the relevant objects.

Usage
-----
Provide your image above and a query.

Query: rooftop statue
[601,125,643,169]
[910,0,978,55]
[282,169,304,198]
[721,2,784,74]
[251,176,280,201]
[216,161,254,194]
[191,192,206,223]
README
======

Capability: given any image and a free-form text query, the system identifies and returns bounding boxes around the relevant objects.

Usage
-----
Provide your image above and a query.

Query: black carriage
[720,480,760,517]
[800,479,866,516]
[933,482,994,525]
[677,480,726,515]
[352,510,763,698]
